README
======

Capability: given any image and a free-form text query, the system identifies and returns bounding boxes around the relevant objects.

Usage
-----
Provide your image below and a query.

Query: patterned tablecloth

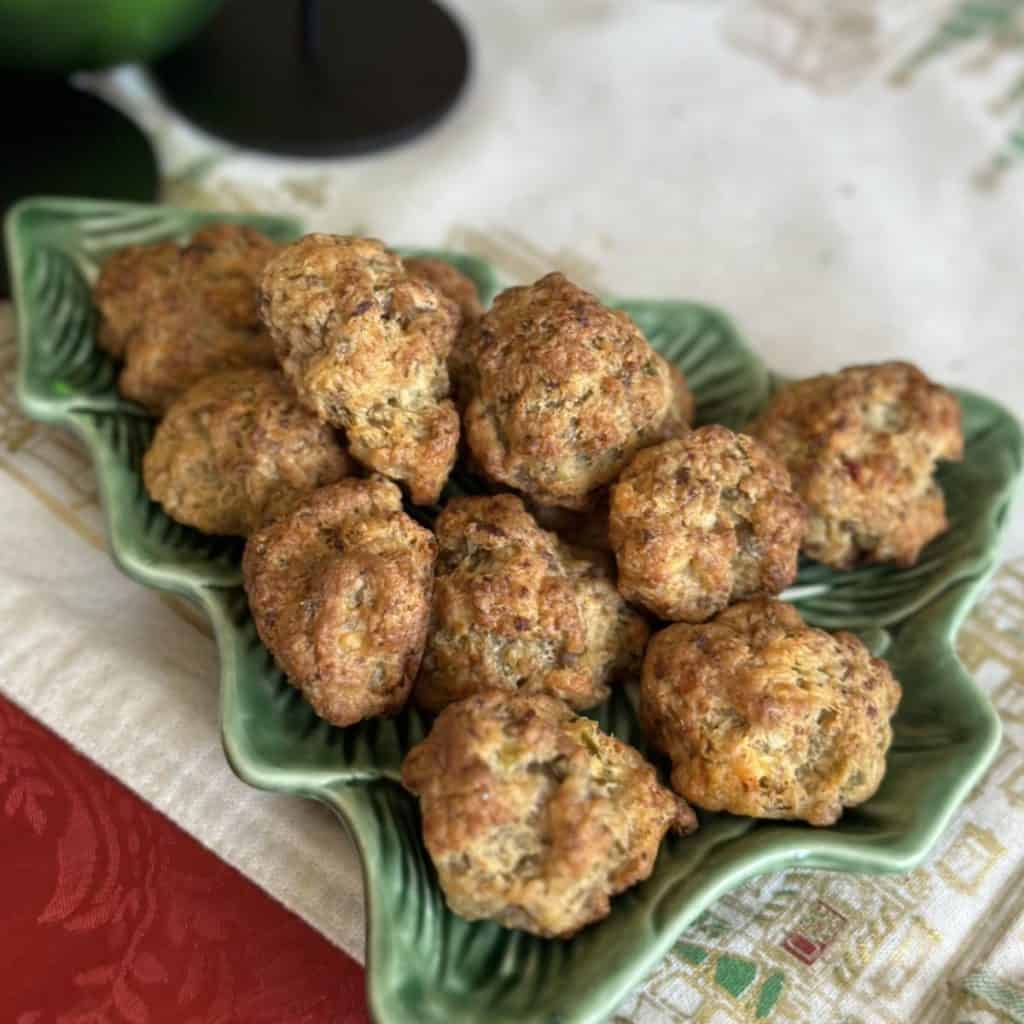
[3,3,1024,1022]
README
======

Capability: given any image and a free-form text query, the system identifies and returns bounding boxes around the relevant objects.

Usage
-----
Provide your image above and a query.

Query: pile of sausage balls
[94,226,962,939]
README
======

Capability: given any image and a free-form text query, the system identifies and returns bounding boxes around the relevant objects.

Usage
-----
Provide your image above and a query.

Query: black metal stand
[0,73,159,297]
[147,0,470,157]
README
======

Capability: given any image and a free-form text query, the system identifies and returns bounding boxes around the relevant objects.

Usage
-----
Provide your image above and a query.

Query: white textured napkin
[5,2,1024,1019]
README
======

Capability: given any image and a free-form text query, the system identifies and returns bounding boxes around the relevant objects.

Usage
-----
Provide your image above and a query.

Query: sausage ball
[93,240,181,358]
[142,368,351,536]
[405,256,485,405]
[640,598,901,826]
[462,273,694,509]
[747,362,963,569]
[404,257,483,326]
[243,477,437,726]
[414,494,648,712]
[526,491,611,554]
[609,427,806,622]
[259,234,461,504]
[118,224,280,414]
[401,691,697,938]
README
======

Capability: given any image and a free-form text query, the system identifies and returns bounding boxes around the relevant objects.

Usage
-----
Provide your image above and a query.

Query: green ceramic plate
[7,198,1022,1024]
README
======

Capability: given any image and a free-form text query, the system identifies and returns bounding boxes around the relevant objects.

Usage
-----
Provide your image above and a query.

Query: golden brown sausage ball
[243,477,437,726]
[118,224,279,415]
[404,257,483,325]
[414,494,648,712]
[142,368,351,537]
[747,362,962,569]
[462,273,694,509]
[401,691,696,938]
[609,427,806,622]
[182,223,277,330]
[526,491,611,553]
[259,234,460,504]
[405,256,485,407]
[640,598,901,826]
[93,240,181,358]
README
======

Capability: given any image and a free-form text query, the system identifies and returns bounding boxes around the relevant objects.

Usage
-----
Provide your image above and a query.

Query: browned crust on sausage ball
[414,494,648,712]
[462,273,693,509]
[243,477,437,726]
[402,691,696,938]
[640,598,901,826]
[142,368,351,536]
[118,224,279,415]
[526,491,612,553]
[665,362,696,438]
[609,428,806,622]
[93,241,181,358]
[747,362,963,569]
[405,257,485,408]
[404,257,483,324]
[259,234,460,504]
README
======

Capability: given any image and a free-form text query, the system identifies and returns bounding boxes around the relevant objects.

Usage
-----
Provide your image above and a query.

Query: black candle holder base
[0,73,159,297]
[148,0,471,158]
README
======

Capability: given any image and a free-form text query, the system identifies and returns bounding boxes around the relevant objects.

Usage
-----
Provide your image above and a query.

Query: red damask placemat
[0,696,370,1023]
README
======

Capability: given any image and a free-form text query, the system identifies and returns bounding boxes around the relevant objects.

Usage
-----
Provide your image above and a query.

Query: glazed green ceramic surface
[7,199,1022,1024]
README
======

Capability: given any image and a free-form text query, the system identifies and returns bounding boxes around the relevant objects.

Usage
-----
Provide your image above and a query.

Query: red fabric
[0,696,369,1024]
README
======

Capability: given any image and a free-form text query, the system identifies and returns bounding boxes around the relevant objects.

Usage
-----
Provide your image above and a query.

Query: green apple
[0,0,222,71]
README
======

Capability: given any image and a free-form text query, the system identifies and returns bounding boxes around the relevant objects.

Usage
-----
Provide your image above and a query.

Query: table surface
[3,3,1024,1022]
